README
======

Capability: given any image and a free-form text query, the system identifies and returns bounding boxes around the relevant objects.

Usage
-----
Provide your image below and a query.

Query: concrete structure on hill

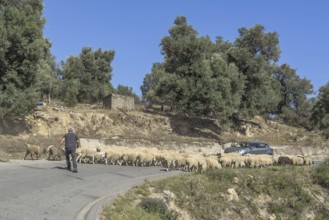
[103,94,134,111]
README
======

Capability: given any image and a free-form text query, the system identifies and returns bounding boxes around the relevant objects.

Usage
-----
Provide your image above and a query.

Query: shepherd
[60,127,80,173]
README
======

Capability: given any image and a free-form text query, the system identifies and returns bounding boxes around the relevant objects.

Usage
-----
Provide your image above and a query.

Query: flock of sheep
[24,143,313,173]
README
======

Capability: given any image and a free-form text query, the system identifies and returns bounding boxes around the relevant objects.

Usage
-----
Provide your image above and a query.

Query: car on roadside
[224,141,274,155]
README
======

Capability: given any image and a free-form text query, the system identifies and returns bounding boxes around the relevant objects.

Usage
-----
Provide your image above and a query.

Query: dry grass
[0,134,60,160]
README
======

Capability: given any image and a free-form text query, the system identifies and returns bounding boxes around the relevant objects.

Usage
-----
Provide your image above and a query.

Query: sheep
[302,155,312,166]
[197,157,208,173]
[46,145,53,158]
[47,145,64,160]
[160,149,189,170]
[290,155,304,166]
[185,154,205,173]
[104,148,125,165]
[295,155,312,166]
[155,150,172,167]
[232,156,247,168]
[277,156,293,165]
[245,155,274,168]
[204,155,222,170]
[92,151,107,164]
[160,151,176,171]
[89,146,107,164]
[173,152,189,170]
[219,153,243,168]
[76,147,102,164]
[136,150,157,166]
[24,143,42,160]
[122,150,139,166]
[103,148,115,165]
[219,155,235,168]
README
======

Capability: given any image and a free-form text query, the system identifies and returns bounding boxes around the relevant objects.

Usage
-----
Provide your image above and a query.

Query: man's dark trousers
[65,148,77,171]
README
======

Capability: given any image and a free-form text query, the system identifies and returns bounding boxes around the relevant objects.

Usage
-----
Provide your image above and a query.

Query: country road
[0,160,182,220]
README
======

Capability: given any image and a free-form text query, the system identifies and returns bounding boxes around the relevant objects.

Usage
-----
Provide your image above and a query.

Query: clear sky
[42,0,329,96]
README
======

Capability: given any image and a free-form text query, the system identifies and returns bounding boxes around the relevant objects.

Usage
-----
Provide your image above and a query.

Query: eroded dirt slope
[0,103,328,160]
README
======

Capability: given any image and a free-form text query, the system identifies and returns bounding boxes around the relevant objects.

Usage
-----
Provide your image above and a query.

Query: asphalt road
[0,160,182,220]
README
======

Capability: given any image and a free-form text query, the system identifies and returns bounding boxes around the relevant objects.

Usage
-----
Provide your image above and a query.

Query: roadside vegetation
[313,158,329,190]
[101,165,329,220]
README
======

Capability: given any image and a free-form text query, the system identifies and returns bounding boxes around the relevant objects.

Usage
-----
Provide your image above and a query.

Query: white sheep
[92,152,107,164]
[46,145,53,158]
[160,151,176,171]
[204,155,222,170]
[219,153,243,168]
[291,155,305,166]
[173,152,188,170]
[122,150,139,166]
[302,155,312,166]
[232,156,247,168]
[136,150,156,166]
[219,155,234,168]
[185,154,205,173]
[104,148,125,165]
[197,156,208,173]
[245,155,274,168]
[76,147,101,164]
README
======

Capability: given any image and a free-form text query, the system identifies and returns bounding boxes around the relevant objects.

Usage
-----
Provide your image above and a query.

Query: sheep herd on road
[23,143,313,173]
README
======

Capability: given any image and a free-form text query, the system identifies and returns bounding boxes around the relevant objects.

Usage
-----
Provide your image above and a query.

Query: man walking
[60,127,80,173]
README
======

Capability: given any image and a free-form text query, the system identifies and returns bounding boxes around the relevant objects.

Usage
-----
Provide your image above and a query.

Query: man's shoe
[72,170,78,173]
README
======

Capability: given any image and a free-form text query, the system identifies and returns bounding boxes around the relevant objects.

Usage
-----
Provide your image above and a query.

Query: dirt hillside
[0,102,328,161]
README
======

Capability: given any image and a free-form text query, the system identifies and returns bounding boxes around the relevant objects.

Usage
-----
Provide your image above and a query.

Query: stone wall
[103,94,134,111]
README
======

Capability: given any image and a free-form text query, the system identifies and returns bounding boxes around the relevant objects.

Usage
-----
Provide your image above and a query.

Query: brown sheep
[277,156,293,165]
[24,143,42,160]
[47,145,64,160]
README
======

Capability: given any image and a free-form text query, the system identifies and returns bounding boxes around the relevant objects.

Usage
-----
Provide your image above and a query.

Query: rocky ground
[0,102,328,161]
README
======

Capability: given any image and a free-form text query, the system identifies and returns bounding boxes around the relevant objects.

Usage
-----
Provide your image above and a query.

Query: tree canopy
[141,16,317,129]
[311,83,329,137]
[144,16,245,118]
[0,0,53,120]
[60,47,115,106]
[1,6,328,135]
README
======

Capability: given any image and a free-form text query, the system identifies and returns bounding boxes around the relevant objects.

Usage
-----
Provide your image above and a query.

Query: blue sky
[43,1,329,96]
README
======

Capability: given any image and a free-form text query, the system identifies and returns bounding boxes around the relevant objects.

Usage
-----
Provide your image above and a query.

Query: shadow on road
[52,166,70,171]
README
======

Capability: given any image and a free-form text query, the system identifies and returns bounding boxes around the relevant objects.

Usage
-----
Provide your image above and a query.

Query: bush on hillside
[312,158,329,189]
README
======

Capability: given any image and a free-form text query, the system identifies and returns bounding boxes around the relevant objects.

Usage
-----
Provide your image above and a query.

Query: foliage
[311,83,329,137]
[229,24,282,117]
[139,198,177,220]
[140,63,167,105]
[60,47,115,106]
[142,16,245,120]
[35,54,60,101]
[0,0,52,120]
[312,158,329,189]
[140,16,320,130]
[273,64,314,128]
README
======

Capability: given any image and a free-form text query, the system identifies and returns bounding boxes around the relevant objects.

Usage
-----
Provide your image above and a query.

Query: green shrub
[140,198,167,214]
[139,198,177,220]
[312,158,329,189]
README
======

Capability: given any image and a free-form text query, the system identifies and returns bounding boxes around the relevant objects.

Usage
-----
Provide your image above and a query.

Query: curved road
[0,160,181,220]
